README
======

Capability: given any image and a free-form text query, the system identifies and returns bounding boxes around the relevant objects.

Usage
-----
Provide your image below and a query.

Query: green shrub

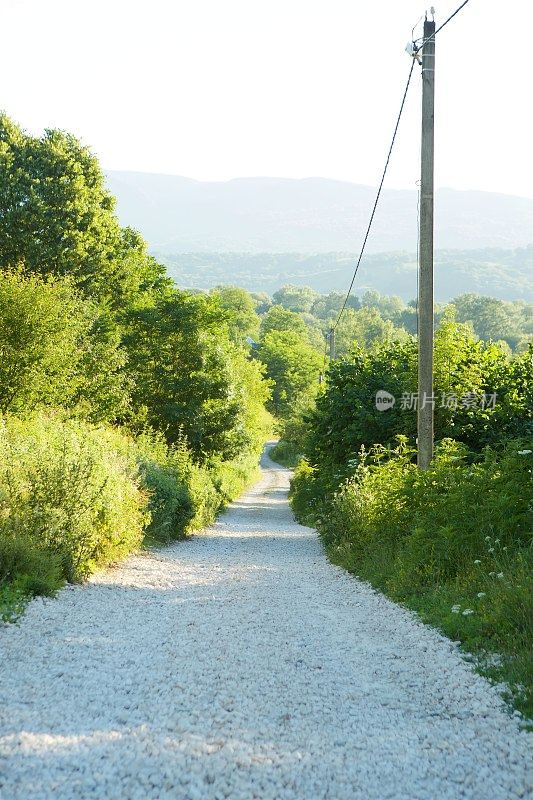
[0,535,63,597]
[133,430,260,543]
[269,440,301,468]
[0,413,148,582]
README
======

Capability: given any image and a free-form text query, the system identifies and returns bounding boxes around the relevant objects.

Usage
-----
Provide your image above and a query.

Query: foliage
[210,285,260,342]
[259,305,309,339]
[0,536,63,598]
[257,330,322,419]
[335,306,408,356]
[305,321,532,476]
[0,114,169,307]
[272,284,319,313]
[0,413,148,583]
[290,439,533,716]
[269,440,301,469]
[311,291,359,319]
[453,293,532,352]
[124,289,270,461]
[0,269,128,422]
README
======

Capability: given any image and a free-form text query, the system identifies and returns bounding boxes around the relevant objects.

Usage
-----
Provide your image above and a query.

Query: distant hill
[105,171,533,254]
[156,249,533,302]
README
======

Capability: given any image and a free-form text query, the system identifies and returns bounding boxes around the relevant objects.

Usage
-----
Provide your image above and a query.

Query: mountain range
[104,171,533,300]
[105,171,533,254]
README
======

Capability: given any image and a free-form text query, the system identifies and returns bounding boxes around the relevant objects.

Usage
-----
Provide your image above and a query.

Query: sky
[2,0,532,198]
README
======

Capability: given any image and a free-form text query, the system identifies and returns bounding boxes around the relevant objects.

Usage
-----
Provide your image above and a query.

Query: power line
[332,58,416,332]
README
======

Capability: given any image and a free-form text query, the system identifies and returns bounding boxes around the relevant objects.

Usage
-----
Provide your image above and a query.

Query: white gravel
[0,446,531,800]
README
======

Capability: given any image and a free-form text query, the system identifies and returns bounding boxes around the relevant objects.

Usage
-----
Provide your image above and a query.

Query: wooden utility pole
[328,327,336,360]
[417,18,435,470]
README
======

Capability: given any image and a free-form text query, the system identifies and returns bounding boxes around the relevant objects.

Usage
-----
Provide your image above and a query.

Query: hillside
[156,248,533,302]
[105,171,533,254]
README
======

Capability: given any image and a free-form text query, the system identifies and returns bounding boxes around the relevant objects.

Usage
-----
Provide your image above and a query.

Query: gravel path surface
[0,446,531,800]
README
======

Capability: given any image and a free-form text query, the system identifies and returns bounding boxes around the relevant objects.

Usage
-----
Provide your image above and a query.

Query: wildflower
[487,547,495,553]
[451,605,461,614]
[462,609,474,616]
[477,592,486,598]
[502,546,507,551]
[494,538,500,544]
[517,449,532,455]
[489,572,496,577]
[484,536,491,542]
[474,559,481,565]
[497,572,504,579]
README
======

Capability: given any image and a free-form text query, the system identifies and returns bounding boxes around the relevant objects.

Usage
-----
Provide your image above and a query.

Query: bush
[0,536,63,597]
[0,413,148,582]
[269,440,301,468]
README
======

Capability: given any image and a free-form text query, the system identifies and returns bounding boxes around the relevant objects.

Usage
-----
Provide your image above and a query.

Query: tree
[259,305,308,339]
[0,114,169,308]
[335,307,406,356]
[452,294,525,350]
[0,270,128,421]
[124,290,269,462]
[310,292,360,320]
[210,286,260,342]
[257,331,322,418]
[272,285,319,314]
[305,319,531,474]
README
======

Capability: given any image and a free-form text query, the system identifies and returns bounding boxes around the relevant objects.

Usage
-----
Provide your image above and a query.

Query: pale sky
[2,0,532,198]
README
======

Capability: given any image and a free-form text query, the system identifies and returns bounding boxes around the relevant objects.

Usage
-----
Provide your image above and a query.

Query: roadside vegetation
[0,115,271,621]
[279,311,532,717]
[1,112,531,724]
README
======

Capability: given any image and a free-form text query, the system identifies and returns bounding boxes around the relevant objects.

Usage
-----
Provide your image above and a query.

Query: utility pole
[417,17,435,470]
[328,327,336,360]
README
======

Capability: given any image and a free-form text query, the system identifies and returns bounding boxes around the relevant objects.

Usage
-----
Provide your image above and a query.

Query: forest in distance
[157,248,533,301]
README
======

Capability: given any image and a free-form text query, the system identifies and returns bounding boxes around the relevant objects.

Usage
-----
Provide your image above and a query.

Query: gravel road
[0,446,531,800]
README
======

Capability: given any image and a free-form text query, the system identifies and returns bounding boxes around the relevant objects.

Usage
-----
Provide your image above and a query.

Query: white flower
[494,539,500,544]
[451,605,461,614]
[489,572,496,577]
[497,572,504,579]
[477,592,486,598]
[517,450,532,455]
[487,547,495,553]
[484,536,491,542]
[462,608,474,616]
[474,559,481,565]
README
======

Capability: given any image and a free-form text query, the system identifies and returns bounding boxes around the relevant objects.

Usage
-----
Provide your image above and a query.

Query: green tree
[452,294,526,350]
[306,320,531,476]
[336,307,406,356]
[0,270,127,421]
[0,114,169,308]
[259,305,309,339]
[210,286,260,342]
[124,290,269,461]
[272,284,319,314]
[310,292,360,320]
[258,330,322,418]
